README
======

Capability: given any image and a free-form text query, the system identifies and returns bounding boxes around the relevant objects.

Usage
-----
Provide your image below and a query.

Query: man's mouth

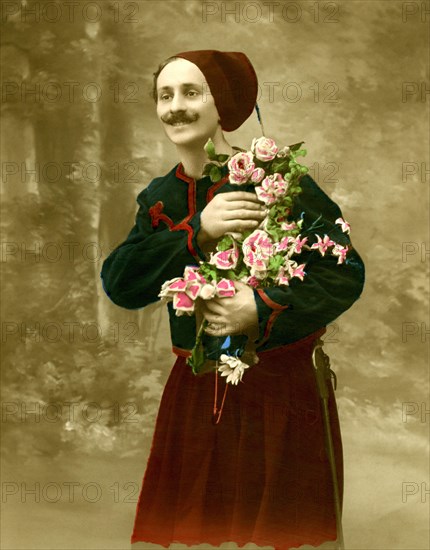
[170,121,194,127]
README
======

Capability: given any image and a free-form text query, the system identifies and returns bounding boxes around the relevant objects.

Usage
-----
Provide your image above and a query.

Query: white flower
[251,137,279,162]
[199,283,217,300]
[218,354,251,385]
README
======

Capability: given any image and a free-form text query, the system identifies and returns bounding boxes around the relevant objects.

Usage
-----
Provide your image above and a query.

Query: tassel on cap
[255,103,265,136]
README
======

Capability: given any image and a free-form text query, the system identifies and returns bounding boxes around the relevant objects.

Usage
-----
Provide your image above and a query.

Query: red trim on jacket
[175,164,197,216]
[255,288,290,345]
[148,168,200,260]
[207,175,230,202]
[256,288,290,311]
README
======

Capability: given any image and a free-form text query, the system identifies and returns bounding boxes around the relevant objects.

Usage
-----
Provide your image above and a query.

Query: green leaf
[210,165,222,182]
[202,163,213,176]
[289,141,305,152]
[216,154,230,163]
[271,160,290,173]
[204,138,217,160]
[217,234,234,251]
[187,320,208,375]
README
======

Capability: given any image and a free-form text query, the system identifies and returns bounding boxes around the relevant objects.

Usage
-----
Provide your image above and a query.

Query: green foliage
[216,234,234,251]
[187,320,207,374]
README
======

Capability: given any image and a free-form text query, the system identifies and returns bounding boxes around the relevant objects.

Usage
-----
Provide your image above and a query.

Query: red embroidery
[256,288,289,311]
[256,288,290,343]
[152,164,232,261]
[149,201,174,229]
[149,201,199,259]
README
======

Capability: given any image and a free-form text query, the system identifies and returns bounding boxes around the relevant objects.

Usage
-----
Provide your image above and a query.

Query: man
[100,50,365,550]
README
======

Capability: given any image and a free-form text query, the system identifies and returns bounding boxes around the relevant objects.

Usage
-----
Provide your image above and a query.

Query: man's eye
[187,90,199,97]
[159,94,171,101]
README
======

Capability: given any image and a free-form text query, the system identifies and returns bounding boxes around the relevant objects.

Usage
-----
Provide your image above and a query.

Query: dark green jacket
[100,163,365,353]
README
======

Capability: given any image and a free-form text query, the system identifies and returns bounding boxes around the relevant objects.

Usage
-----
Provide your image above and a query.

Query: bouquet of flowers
[159,137,351,385]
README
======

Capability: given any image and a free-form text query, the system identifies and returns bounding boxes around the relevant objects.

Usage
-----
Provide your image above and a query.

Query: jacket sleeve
[253,174,365,348]
[100,187,206,309]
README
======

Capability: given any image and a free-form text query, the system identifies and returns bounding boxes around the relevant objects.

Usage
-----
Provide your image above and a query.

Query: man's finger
[224,209,266,220]
[204,323,236,336]
[224,200,265,211]
[225,219,261,232]
[201,300,225,315]
[221,191,263,203]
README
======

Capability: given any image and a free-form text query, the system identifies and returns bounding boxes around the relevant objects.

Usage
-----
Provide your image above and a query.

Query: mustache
[161,112,199,125]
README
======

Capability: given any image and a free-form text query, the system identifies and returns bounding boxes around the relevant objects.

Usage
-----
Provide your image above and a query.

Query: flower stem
[186,319,208,374]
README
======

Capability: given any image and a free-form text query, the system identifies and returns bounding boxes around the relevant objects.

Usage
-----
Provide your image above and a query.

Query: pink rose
[255,173,288,205]
[159,277,187,299]
[216,279,236,297]
[209,242,239,270]
[228,152,255,185]
[173,292,195,315]
[244,275,260,288]
[186,284,201,300]
[183,265,206,285]
[242,230,273,279]
[251,137,279,162]
[250,167,265,184]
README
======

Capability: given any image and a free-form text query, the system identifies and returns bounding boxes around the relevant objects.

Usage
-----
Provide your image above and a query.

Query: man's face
[156,58,221,147]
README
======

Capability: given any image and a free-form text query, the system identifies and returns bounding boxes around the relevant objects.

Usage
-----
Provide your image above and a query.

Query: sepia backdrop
[1,1,429,549]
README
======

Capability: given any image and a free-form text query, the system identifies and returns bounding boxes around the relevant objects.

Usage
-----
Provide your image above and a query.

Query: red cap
[174,50,258,132]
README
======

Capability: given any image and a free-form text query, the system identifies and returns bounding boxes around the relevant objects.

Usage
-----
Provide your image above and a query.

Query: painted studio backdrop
[1,1,428,549]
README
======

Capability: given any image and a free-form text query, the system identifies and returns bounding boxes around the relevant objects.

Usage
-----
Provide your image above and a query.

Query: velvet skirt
[131,329,342,549]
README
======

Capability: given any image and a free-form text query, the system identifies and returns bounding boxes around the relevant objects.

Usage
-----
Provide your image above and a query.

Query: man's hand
[198,191,266,246]
[200,281,259,341]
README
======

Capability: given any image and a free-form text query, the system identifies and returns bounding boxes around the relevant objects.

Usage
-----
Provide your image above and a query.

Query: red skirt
[131,329,342,549]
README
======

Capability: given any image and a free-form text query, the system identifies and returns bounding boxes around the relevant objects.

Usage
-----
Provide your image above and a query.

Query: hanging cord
[212,363,229,425]
[312,338,345,550]
[255,103,266,137]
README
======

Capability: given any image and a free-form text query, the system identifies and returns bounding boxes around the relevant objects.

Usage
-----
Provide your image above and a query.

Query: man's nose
[169,93,186,112]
